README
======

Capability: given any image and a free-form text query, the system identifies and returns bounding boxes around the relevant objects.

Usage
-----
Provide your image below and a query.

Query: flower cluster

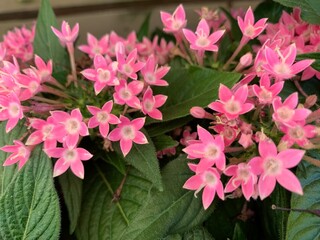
[0,19,172,179]
[155,5,320,209]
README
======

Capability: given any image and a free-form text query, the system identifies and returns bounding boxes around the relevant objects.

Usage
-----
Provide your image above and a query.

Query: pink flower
[252,75,284,105]
[78,33,109,58]
[32,55,53,83]
[140,55,170,86]
[113,79,144,109]
[116,42,145,80]
[183,19,225,52]
[46,144,93,179]
[108,116,148,157]
[141,87,167,120]
[272,93,311,127]
[87,100,120,138]
[224,163,258,200]
[50,108,89,148]
[183,125,226,172]
[180,128,198,146]
[183,163,224,209]
[238,7,268,39]
[263,43,314,80]
[51,21,79,47]
[280,123,316,148]
[160,4,187,34]
[208,84,254,120]
[81,54,119,95]
[25,116,58,149]
[0,93,24,133]
[249,140,304,199]
[1,140,32,170]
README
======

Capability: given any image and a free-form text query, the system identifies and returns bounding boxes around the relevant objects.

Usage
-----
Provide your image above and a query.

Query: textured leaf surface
[152,134,178,151]
[58,170,82,234]
[274,0,320,24]
[75,162,153,240]
[34,0,69,77]
[120,155,216,240]
[114,129,163,190]
[286,154,320,240]
[0,143,60,239]
[150,66,241,124]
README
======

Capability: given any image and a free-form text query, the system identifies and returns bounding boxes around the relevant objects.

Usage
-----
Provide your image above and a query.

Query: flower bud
[304,94,317,108]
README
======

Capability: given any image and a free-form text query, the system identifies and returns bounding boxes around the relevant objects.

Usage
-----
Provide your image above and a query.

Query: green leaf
[145,116,192,137]
[232,222,247,240]
[120,155,216,240]
[34,0,69,79]
[58,170,82,234]
[150,66,241,124]
[0,144,60,239]
[114,129,163,191]
[286,152,320,240]
[101,151,126,175]
[75,161,153,240]
[296,53,320,71]
[183,227,215,240]
[255,1,291,23]
[137,13,151,41]
[273,0,320,24]
[0,121,26,195]
[152,134,179,151]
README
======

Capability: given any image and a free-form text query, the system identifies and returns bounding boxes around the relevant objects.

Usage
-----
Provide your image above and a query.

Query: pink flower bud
[240,52,253,67]
[190,106,206,118]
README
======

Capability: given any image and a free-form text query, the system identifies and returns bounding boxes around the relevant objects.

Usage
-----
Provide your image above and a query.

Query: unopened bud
[304,95,317,108]
[240,52,253,67]
[190,106,214,120]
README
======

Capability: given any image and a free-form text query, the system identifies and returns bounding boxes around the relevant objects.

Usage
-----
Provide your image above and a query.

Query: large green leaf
[164,227,214,240]
[75,161,153,240]
[34,0,69,79]
[114,129,163,191]
[152,134,178,152]
[286,152,320,240]
[273,0,320,24]
[0,144,60,239]
[137,13,151,41]
[58,170,82,234]
[255,1,292,23]
[120,155,216,240]
[149,66,241,124]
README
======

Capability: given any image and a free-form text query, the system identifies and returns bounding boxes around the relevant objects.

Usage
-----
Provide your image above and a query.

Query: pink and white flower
[141,87,167,120]
[1,140,32,170]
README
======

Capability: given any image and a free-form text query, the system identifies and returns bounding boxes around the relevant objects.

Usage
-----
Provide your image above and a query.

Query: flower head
[160,4,187,34]
[1,140,32,170]
[51,21,79,47]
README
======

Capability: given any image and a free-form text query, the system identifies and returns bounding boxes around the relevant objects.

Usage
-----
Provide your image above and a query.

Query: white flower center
[204,144,219,160]
[277,106,294,122]
[204,171,217,186]
[64,149,78,162]
[65,118,80,134]
[97,68,111,82]
[264,157,281,175]
[121,125,135,140]
[8,102,20,117]
[97,111,109,123]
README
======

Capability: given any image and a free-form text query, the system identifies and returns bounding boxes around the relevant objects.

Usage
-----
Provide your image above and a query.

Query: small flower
[160,4,187,34]
[1,140,32,170]
[0,93,24,133]
[81,54,119,95]
[183,125,226,172]
[87,100,120,138]
[46,144,93,179]
[140,55,170,86]
[50,108,89,148]
[51,21,79,47]
[263,43,314,81]
[183,163,224,209]
[108,116,148,157]
[249,139,304,199]
[183,19,225,52]
[238,7,268,39]
[224,163,258,200]
[113,79,144,109]
[208,84,254,120]
[141,87,167,120]
[78,33,109,58]
[272,93,311,127]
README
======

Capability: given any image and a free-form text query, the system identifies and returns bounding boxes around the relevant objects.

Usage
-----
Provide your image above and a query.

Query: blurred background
[0,0,261,45]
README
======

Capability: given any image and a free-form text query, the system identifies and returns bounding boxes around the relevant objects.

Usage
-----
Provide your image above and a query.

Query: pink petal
[265,47,279,68]
[224,165,238,176]
[70,160,85,179]
[196,159,213,174]
[183,29,197,44]
[216,181,225,200]
[283,92,298,109]
[81,69,97,81]
[278,149,305,168]
[197,19,210,36]
[276,169,303,195]
[99,123,110,138]
[133,131,148,144]
[53,158,70,177]
[77,148,93,161]
[259,140,277,158]
[245,7,254,25]
[291,60,314,75]
[148,109,163,120]
[293,108,311,121]
[248,156,263,175]
[197,125,213,143]
[120,138,133,156]
[202,185,215,209]
[131,117,145,130]
[234,84,248,103]
[218,84,233,102]
[94,54,108,69]
[258,174,276,200]
[283,44,297,66]
[208,30,225,44]
[108,128,121,141]
[183,175,203,190]
[102,100,113,113]
[224,177,238,193]
[242,177,254,200]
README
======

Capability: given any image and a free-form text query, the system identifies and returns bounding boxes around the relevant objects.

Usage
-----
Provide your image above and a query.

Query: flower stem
[223,36,248,70]
[303,155,320,167]
[67,43,78,87]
